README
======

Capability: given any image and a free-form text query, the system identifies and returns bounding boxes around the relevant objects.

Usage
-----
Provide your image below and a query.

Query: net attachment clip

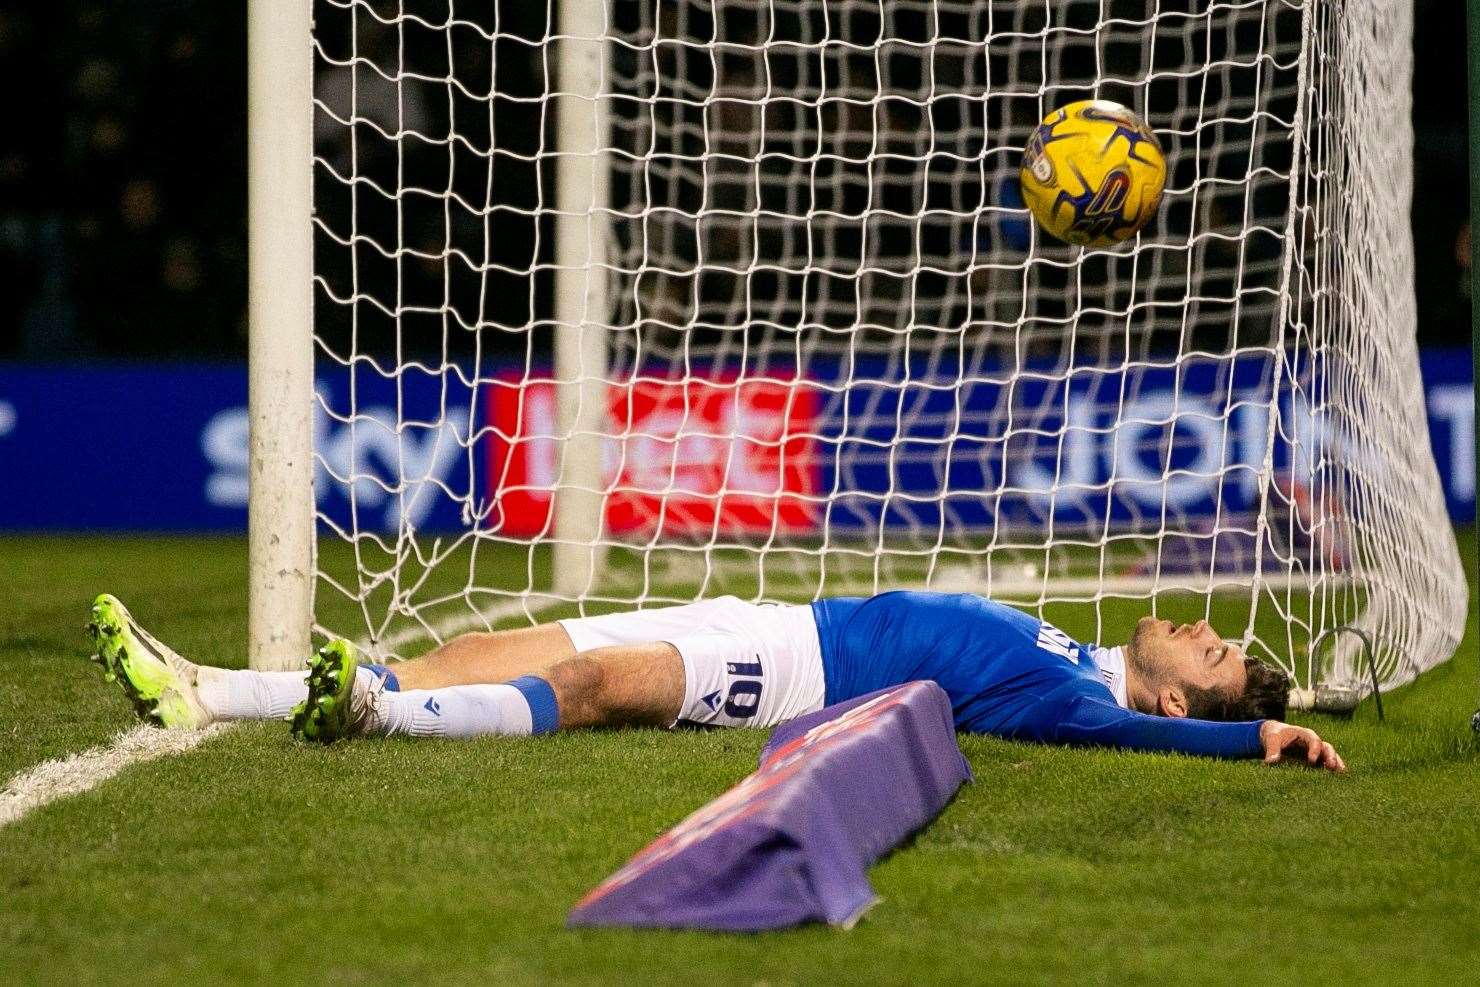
[1306,625,1384,722]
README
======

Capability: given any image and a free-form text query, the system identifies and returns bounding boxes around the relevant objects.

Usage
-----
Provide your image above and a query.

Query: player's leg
[87,593,825,740]
[292,638,683,741]
[84,593,644,730]
[86,592,583,728]
[388,624,578,691]
[387,643,685,735]
[292,599,826,742]
[385,598,751,691]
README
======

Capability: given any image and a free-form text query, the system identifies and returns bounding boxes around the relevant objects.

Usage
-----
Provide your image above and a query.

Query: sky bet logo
[202,391,470,532]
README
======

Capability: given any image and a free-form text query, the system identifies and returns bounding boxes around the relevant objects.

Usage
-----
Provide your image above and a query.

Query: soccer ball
[1019,100,1166,248]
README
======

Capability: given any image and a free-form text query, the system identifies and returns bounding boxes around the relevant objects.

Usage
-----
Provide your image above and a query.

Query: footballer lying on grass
[84,590,1345,772]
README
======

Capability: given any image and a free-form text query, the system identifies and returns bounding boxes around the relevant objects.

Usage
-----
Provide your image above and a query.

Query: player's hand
[1258,720,1346,773]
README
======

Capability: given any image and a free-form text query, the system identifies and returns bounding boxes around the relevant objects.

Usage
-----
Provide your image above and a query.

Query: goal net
[305,0,1466,707]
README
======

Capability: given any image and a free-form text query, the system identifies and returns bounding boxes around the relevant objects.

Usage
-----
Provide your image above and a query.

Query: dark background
[0,1,1469,361]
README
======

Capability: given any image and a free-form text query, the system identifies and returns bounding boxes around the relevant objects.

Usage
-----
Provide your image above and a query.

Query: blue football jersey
[811,592,1263,758]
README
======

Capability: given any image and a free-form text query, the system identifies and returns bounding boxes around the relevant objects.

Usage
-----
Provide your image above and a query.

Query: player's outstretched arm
[1043,695,1346,771]
[1258,720,1346,772]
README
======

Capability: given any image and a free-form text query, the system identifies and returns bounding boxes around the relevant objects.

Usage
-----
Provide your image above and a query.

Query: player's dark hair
[1184,658,1290,722]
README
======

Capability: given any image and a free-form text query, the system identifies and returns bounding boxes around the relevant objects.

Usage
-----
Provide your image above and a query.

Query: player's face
[1131,617,1248,697]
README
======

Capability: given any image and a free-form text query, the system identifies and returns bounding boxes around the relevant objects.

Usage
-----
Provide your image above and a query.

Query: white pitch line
[0,722,231,829]
[3,595,569,829]
[1,598,567,827]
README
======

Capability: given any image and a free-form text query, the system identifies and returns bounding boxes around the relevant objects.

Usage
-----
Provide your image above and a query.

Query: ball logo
[1022,120,1061,187]
[1068,168,1132,242]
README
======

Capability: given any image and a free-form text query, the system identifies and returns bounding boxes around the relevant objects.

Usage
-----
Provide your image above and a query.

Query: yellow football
[1019,100,1166,248]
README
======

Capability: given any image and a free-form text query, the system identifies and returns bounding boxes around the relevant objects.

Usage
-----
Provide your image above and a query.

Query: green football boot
[290,639,375,743]
[86,593,213,729]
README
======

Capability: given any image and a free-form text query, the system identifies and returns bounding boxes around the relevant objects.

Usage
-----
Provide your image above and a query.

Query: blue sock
[364,663,401,692]
[508,675,559,734]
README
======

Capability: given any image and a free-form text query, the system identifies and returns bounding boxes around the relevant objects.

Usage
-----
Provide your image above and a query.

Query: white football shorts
[557,596,826,729]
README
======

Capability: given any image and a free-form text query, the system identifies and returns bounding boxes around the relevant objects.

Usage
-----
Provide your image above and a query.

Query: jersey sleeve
[1036,693,1265,759]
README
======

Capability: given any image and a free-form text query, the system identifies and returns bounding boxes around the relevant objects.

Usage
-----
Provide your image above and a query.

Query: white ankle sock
[196,667,310,721]
[377,684,539,738]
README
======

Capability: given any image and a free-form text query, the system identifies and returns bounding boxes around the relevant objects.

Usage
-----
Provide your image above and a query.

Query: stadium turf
[1,534,1476,983]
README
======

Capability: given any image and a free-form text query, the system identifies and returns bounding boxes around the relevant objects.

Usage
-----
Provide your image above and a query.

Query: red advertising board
[488,377,820,537]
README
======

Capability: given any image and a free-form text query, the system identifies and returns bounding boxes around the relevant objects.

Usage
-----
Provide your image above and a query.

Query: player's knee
[543,655,607,725]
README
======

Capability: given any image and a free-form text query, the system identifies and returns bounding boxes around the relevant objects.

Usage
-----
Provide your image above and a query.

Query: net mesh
[309,0,1465,704]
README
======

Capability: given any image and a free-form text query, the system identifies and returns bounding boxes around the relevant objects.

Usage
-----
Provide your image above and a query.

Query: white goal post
[247,0,315,670]
[250,0,1467,705]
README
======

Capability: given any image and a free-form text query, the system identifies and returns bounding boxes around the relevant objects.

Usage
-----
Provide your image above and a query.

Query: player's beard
[1127,616,1170,684]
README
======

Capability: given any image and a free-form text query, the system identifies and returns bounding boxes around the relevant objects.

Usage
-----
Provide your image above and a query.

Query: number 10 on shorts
[723,659,763,719]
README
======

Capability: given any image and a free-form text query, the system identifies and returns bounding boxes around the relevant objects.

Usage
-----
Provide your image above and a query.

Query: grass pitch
[1,534,1477,984]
